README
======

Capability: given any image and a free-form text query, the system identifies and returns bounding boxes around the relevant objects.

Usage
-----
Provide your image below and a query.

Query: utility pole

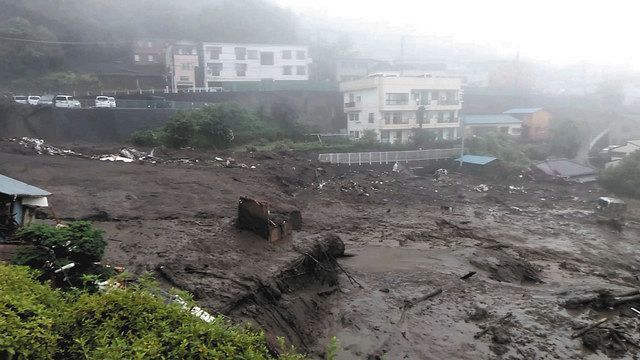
[400,35,405,76]
[459,117,465,167]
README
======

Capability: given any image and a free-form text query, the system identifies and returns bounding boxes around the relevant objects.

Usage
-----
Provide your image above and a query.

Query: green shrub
[0,265,62,360]
[164,112,199,148]
[0,263,306,359]
[599,150,640,197]
[12,221,109,288]
[467,133,531,174]
[130,129,162,147]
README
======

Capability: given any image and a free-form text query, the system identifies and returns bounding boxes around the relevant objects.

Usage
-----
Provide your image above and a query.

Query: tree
[599,150,640,198]
[549,119,583,158]
[467,133,531,174]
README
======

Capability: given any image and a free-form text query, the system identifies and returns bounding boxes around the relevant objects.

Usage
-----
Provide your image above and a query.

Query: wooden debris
[572,318,608,339]
[403,288,443,310]
[474,312,513,339]
[460,271,477,280]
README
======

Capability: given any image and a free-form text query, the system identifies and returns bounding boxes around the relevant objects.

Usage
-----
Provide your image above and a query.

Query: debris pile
[17,137,82,157]
[474,184,489,192]
[237,197,301,242]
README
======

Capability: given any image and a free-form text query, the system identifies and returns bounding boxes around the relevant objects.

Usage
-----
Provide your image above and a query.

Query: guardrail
[318,148,461,165]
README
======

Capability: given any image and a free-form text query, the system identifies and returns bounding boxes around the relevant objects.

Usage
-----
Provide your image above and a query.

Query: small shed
[0,174,50,238]
[455,155,499,173]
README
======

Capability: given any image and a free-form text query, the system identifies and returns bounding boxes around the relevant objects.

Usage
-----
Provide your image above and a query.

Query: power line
[0,35,129,45]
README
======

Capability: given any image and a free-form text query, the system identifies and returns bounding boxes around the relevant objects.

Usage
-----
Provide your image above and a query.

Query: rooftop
[455,155,498,165]
[534,159,596,178]
[461,114,521,125]
[503,108,543,114]
[0,174,50,197]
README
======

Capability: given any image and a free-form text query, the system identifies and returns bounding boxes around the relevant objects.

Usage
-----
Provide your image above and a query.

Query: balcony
[344,102,356,108]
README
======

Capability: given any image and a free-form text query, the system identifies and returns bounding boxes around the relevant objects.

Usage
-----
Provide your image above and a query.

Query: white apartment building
[201,43,311,89]
[340,75,463,143]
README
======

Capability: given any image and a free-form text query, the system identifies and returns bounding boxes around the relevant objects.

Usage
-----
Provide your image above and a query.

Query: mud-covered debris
[508,185,526,194]
[467,305,489,321]
[559,261,581,272]
[470,253,542,284]
[492,326,511,344]
[237,197,298,242]
[564,289,640,309]
[474,184,489,192]
[18,137,82,156]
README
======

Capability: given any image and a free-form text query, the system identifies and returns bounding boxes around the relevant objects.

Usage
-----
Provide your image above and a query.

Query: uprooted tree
[11,221,112,289]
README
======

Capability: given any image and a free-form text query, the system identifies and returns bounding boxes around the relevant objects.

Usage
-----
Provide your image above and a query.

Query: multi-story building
[340,74,463,143]
[133,39,168,66]
[201,43,311,90]
[166,41,200,92]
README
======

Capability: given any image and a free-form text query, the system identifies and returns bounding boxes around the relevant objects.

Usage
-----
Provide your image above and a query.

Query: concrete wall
[0,107,177,143]
[0,90,344,143]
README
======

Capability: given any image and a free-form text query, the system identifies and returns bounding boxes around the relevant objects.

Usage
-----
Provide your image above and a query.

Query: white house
[340,74,463,143]
[201,42,311,89]
[461,114,522,137]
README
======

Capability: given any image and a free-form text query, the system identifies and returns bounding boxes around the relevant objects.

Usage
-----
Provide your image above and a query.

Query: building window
[296,50,305,60]
[437,111,457,123]
[296,66,306,75]
[207,63,222,76]
[235,47,246,60]
[134,54,140,62]
[235,63,247,76]
[348,113,360,121]
[181,63,192,70]
[384,112,405,124]
[380,130,390,143]
[178,48,184,55]
[209,47,221,60]
[179,76,190,81]
[283,66,292,75]
[282,50,292,59]
[147,55,154,62]
[260,52,275,65]
[356,95,362,103]
[368,113,374,123]
[248,50,258,60]
[385,93,409,105]
[191,48,196,55]
[349,131,360,139]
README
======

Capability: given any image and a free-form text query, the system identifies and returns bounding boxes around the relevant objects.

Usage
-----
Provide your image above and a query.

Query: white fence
[318,148,462,165]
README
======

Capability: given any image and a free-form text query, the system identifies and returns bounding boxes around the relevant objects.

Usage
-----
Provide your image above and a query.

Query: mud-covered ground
[1,138,639,359]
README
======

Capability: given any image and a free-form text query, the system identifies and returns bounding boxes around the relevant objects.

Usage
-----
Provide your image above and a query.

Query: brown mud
[1,138,639,359]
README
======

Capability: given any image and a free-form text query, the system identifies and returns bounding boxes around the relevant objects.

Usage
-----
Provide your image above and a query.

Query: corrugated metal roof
[503,108,543,114]
[455,155,498,165]
[0,174,50,197]
[534,159,596,178]
[462,114,521,125]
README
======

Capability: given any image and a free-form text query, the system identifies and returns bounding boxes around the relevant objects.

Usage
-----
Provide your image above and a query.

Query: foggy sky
[275,0,638,70]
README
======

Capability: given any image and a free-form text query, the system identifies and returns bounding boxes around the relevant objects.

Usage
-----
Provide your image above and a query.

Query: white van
[54,95,81,108]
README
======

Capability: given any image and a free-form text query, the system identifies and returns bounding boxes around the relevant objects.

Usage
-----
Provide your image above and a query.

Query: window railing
[345,102,356,108]
[385,100,409,105]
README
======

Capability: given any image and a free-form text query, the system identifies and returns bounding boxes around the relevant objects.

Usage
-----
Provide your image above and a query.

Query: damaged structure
[532,159,597,183]
[0,174,50,239]
[237,197,301,242]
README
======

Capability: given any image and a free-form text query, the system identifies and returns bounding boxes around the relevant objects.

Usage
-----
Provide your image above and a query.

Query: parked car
[37,94,55,107]
[54,95,81,108]
[108,97,116,108]
[13,95,27,104]
[95,96,111,108]
[27,96,41,105]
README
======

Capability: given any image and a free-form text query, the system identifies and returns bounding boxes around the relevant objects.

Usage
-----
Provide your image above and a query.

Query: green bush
[467,133,531,174]
[0,263,306,359]
[164,112,199,148]
[12,221,109,288]
[130,129,162,147]
[0,265,62,360]
[599,150,640,197]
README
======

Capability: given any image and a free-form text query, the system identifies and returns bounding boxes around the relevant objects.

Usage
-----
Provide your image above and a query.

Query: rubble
[17,137,82,156]
[474,184,489,192]
[237,197,301,242]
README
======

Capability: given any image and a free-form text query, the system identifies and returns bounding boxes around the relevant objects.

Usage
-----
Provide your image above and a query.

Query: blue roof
[455,155,497,165]
[503,108,543,114]
[461,114,521,125]
[0,174,50,197]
